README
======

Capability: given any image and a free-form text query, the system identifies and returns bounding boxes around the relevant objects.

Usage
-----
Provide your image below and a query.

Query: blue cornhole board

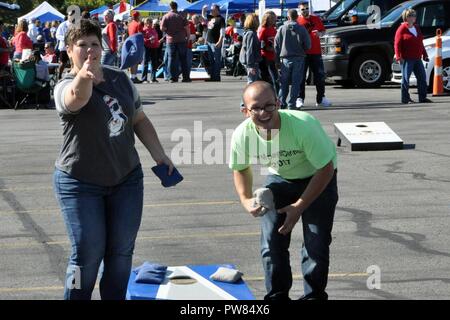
[126,264,255,300]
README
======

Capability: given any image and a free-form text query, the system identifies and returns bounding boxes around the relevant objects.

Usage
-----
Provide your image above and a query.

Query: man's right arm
[233,167,263,217]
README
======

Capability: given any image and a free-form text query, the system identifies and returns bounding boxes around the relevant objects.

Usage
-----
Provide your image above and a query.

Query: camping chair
[12,60,48,110]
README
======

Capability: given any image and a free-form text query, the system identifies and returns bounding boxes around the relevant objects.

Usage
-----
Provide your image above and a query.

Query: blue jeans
[187,48,193,76]
[207,42,222,81]
[279,57,305,109]
[401,59,427,103]
[53,165,144,300]
[101,51,117,67]
[259,57,280,97]
[261,171,338,300]
[299,54,326,104]
[166,42,190,81]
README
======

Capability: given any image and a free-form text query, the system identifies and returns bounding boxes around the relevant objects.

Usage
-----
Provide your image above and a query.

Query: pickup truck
[321,0,406,29]
[321,0,450,87]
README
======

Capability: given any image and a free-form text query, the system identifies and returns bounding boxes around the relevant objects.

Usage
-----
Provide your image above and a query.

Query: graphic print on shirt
[103,95,128,137]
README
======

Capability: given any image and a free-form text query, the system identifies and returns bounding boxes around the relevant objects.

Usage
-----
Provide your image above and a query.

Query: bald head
[242,81,276,103]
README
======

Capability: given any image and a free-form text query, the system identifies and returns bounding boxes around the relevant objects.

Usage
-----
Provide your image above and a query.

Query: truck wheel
[351,53,387,88]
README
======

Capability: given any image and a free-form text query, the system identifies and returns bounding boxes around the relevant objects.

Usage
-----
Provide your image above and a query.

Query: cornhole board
[126,264,255,300]
[334,122,404,151]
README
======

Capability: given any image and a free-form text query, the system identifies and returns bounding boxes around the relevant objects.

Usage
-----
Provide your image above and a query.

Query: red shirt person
[394,8,431,104]
[257,11,279,94]
[296,2,331,108]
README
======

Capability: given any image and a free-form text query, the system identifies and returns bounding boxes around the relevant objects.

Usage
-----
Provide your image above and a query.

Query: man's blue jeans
[166,42,190,81]
[279,57,305,109]
[261,171,338,300]
[401,59,427,103]
[207,42,222,81]
[101,51,117,67]
[299,54,326,104]
[53,165,144,300]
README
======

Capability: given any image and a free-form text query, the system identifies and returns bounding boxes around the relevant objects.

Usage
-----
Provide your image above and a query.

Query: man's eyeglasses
[247,104,277,115]
[300,7,309,11]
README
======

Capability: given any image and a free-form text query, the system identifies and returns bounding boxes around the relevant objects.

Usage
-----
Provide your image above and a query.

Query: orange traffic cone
[433,29,444,96]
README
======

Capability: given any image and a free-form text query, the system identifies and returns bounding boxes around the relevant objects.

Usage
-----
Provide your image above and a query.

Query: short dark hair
[170,1,178,10]
[65,19,102,48]
[288,9,298,20]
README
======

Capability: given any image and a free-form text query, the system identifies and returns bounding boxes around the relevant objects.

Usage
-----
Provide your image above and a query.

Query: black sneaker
[402,99,415,104]
[419,98,433,103]
[182,78,192,82]
[132,78,143,84]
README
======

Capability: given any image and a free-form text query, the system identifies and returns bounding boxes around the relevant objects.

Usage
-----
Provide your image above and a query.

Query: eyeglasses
[407,14,416,17]
[247,104,277,115]
[300,7,309,11]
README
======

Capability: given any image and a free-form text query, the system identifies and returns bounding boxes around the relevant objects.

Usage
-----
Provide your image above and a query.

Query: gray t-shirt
[54,66,143,186]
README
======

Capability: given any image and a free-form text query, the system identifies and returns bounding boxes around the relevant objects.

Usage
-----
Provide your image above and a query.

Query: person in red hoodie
[297,1,331,108]
[141,18,160,83]
[258,11,279,96]
[394,8,431,104]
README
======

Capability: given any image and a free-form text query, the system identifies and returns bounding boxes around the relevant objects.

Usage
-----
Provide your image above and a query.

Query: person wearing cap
[127,11,144,83]
[202,4,226,81]
[101,9,118,66]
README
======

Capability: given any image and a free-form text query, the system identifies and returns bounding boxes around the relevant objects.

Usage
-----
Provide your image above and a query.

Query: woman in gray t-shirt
[53,19,174,300]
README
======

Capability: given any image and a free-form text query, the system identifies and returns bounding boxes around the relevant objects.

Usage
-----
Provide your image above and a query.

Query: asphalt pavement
[1,75,450,300]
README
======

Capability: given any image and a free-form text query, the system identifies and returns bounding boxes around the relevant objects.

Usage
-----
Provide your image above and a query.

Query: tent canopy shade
[17,1,64,24]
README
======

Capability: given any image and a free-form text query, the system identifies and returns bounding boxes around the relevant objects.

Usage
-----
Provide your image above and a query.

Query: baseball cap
[132,11,140,18]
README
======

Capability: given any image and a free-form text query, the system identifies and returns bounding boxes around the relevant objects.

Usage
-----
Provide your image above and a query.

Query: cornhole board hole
[190,68,210,80]
[334,122,404,151]
[126,264,254,300]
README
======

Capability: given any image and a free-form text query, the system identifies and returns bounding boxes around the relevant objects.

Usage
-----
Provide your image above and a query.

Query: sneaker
[296,98,304,109]
[151,79,159,83]
[316,97,332,107]
[142,80,149,84]
[402,99,415,104]
[131,78,143,84]
[182,78,192,83]
[419,98,433,103]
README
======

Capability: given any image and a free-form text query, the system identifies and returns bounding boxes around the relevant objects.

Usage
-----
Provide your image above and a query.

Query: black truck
[321,0,406,28]
[321,0,450,87]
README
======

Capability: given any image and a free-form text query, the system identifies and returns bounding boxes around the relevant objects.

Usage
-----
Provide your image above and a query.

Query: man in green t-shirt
[229,81,338,300]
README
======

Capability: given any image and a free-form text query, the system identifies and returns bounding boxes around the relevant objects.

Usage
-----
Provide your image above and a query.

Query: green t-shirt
[229,110,337,179]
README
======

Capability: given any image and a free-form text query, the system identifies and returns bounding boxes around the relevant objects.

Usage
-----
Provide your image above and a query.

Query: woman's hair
[15,19,28,33]
[402,8,416,22]
[65,19,102,47]
[145,17,153,25]
[244,13,259,31]
[31,49,42,62]
[261,11,276,28]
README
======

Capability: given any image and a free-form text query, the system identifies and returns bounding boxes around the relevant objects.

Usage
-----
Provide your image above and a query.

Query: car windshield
[380,3,409,26]
[325,0,358,20]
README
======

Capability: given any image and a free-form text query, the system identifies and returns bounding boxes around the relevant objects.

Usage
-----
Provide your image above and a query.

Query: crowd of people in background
[1,0,433,108]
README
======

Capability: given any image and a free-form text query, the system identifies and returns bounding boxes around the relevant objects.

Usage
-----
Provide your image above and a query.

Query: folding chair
[12,60,48,110]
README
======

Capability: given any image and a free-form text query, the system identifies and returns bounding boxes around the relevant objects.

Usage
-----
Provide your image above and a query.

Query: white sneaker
[316,97,332,107]
[296,98,304,109]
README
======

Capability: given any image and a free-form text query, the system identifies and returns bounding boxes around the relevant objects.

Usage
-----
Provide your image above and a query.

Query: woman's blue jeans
[53,165,144,300]
[261,171,338,300]
[401,59,427,103]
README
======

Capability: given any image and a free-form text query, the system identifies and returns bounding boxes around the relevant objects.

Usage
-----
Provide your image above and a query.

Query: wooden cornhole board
[126,264,255,300]
[334,122,404,151]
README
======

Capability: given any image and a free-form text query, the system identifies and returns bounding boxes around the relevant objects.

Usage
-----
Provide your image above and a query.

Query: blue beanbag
[133,262,167,284]
[120,33,144,70]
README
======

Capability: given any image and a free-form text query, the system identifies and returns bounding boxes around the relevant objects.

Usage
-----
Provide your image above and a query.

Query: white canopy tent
[17,1,65,23]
